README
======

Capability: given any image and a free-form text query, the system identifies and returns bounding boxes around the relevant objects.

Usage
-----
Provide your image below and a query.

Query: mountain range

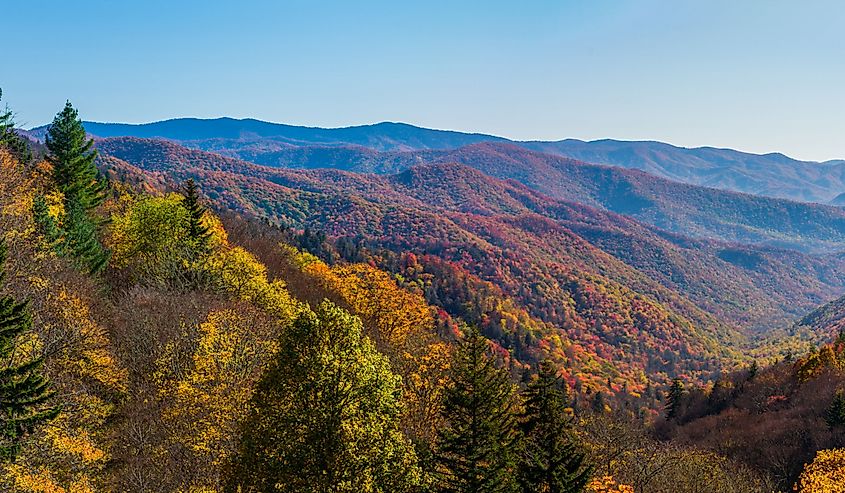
[89,136,845,373]
[28,117,845,204]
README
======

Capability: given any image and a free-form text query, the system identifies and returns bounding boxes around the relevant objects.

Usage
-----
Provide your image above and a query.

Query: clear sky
[3,0,844,161]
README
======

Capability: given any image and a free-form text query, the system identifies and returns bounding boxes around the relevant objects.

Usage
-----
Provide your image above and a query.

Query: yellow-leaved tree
[796,448,845,493]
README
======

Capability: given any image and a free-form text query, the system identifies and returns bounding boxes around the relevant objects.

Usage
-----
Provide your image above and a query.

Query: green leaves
[227,301,421,493]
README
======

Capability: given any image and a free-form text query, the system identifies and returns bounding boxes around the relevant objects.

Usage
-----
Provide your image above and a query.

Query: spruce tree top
[46,101,105,211]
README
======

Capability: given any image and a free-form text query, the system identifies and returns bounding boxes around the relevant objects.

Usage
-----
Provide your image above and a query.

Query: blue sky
[4,1,844,161]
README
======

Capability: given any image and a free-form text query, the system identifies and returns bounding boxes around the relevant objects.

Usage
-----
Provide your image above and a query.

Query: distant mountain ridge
[26,117,845,204]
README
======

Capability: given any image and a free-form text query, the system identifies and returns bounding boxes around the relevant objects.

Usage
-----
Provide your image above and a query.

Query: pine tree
[62,203,110,275]
[435,326,519,493]
[32,196,62,250]
[181,178,211,252]
[46,101,106,211]
[0,240,59,461]
[665,378,685,420]
[45,102,109,273]
[518,361,591,493]
[0,89,32,165]
[225,301,420,493]
[825,390,845,429]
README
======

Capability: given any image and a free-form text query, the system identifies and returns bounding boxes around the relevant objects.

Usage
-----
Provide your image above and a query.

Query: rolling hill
[91,135,845,253]
[94,137,845,343]
[36,117,845,204]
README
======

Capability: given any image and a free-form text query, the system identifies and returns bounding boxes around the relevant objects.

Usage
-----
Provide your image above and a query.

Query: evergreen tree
[44,101,109,273]
[435,326,519,493]
[825,390,845,429]
[62,203,110,275]
[517,361,591,493]
[747,360,759,380]
[0,240,59,461]
[665,378,685,420]
[46,101,106,211]
[0,89,32,165]
[181,178,211,252]
[225,301,420,493]
[32,196,62,250]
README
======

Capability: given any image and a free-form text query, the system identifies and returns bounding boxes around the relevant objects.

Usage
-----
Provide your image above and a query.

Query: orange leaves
[587,476,635,493]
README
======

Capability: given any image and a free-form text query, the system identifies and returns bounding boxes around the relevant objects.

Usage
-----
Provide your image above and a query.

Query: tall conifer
[44,102,109,273]
[181,178,211,253]
[435,326,519,493]
[517,361,591,493]
[0,240,58,461]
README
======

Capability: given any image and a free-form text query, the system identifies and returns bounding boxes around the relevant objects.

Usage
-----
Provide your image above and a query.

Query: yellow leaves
[796,344,843,383]
[46,427,106,464]
[42,191,65,224]
[796,448,845,492]
[587,475,635,493]
[155,309,282,488]
[306,262,434,350]
[51,289,128,394]
[205,246,301,320]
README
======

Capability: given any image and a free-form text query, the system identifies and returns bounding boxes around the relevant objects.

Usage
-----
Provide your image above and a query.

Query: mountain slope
[99,135,845,253]
[45,117,845,203]
[95,137,845,339]
[94,137,763,389]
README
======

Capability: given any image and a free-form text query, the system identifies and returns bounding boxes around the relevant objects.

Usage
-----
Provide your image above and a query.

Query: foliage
[825,390,845,429]
[0,89,32,165]
[44,102,109,274]
[665,378,685,420]
[226,301,420,493]
[182,178,212,256]
[0,239,58,461]
[435,326,519,493]
[795,448,845,493]
[518,361,591,493]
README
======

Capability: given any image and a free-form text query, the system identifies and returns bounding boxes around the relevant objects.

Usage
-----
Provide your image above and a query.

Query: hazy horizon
[6,1,845,161]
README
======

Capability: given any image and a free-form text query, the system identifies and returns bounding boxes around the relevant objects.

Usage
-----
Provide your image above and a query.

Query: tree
[518,361,591,493]
[45,101,109,273]
[825,390,845,429]
[0,89,32,165]
[181,178,211,254]
[435,326,519,493]
[46,101,106,211]
[225,301,420,493]
[63,202,110,275]
[795,448,845,492]
[0,239,59,461]
[665,378,685,420]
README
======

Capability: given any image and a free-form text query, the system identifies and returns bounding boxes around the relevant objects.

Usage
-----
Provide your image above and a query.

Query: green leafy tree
[825,390,845,429]
[225,301,420,493]
[665,378,685,420]
[517,361,591,493]
[0,240,59,461]
[435,326,519,493]
[44,101,109,273]
[0,89,32,165]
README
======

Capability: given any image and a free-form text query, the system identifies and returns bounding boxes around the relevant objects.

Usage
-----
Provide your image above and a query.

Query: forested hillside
[60,117,845,204]
[4,97,845,491]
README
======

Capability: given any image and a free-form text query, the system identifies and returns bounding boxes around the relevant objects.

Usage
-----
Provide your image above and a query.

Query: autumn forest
[1,89,845,493]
